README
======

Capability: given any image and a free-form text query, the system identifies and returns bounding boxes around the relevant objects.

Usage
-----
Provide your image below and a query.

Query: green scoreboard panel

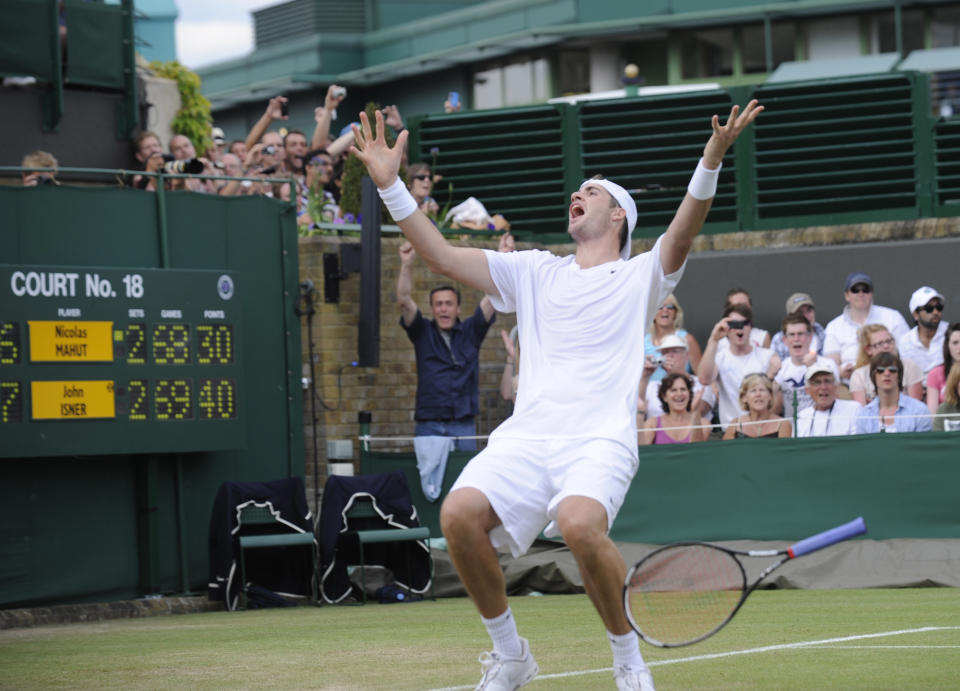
[0,265,245,457]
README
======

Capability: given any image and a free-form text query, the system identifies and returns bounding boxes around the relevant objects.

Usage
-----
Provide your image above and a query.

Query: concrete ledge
[0,596,225,630]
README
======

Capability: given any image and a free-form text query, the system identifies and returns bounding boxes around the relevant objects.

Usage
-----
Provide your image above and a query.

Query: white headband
[579,178,637,261]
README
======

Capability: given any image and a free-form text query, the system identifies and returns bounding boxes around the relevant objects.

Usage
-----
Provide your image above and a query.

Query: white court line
[425,626,960,691]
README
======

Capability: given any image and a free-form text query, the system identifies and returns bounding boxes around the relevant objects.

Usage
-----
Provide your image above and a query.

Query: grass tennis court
[2,589,958,689]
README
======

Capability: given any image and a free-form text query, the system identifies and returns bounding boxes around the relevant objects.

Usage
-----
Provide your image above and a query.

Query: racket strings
[627,544,744,646]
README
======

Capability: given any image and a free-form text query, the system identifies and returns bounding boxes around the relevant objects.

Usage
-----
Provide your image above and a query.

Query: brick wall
[298,233,521,499]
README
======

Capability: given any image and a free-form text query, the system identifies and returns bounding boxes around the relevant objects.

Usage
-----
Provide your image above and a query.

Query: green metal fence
[408,71,952,241]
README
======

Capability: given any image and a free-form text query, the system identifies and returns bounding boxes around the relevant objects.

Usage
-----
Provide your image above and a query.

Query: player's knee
[440,488,492,538]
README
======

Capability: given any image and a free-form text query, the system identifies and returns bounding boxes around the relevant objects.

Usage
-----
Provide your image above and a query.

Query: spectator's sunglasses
[412,174,431,181]
[308,158,332,168]
[875,366,899,374]
[849,284,872,294]
[658,304,677,311]
[918,302,944,313]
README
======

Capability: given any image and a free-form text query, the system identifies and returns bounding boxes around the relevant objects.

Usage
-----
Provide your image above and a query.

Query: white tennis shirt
[483,236,683,455]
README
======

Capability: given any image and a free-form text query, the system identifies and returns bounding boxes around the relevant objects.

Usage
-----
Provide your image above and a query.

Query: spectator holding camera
[644,293,702,381]
[131,130,165,191]
[244,96,289,172]
[21,150,58,186]
[698,304,781,431]
[855,351,931,434]
[168,134,213,193]
[637,334,714,421]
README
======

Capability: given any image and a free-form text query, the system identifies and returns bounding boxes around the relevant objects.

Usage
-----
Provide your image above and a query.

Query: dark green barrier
[361,433,959,543]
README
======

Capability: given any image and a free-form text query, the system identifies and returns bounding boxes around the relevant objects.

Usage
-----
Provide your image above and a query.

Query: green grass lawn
[1,589,958,689]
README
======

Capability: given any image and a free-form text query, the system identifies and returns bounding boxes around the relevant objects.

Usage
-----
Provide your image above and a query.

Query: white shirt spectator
[776,356,839,420]
[717,327,769,353]
[715,346,775,429]
[824,304,910,369]
[897,322,947,374]
[796,399,861,437]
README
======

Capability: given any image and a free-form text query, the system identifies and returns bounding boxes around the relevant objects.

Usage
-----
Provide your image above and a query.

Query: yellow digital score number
[196,324,234,364]
[1,381,23,423]
[28,321,114,362]
[30,380,116,420]
[198,378,237,419]
[155,379,193,420]
[1,322,20,364]
[152,324,191,364]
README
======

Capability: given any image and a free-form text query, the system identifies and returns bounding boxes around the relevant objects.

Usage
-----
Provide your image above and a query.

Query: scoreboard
[1,265,245,457]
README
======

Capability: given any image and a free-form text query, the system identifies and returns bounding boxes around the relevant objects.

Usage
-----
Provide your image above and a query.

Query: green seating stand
[342,498,434,604]
[237,503,317,608]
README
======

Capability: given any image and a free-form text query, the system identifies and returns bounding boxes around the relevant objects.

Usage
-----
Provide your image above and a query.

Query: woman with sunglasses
[644,293,702,381]
[406,162,439,217]
[849,324,923,405]
[926,322,960,414]
[855,352,932,434]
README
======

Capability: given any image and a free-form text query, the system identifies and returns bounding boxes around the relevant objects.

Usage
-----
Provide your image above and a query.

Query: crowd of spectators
[625,276,957,443]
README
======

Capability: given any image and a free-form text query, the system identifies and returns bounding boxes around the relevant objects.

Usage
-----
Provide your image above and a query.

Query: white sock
[482,607,523,658]
[608,630,646,669]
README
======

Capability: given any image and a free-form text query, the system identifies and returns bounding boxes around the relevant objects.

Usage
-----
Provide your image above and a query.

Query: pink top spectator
[927,364,947,405]
[653,416,692,444]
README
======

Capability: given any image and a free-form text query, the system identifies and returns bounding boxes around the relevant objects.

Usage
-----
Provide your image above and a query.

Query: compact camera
[333,86,347,99]
[648,354,664,367]
[264,145,277,155]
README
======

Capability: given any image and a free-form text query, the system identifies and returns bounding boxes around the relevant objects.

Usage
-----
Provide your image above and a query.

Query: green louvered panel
[254,0,364,47]
[415,106,567,232]
[934,118,960,207]
[579,90,735,235]
[254,1,315,46]
[753,74,917,219]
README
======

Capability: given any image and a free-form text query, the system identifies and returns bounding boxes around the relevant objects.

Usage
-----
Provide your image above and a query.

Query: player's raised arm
[660,99,763,274]
[350,110,499,296]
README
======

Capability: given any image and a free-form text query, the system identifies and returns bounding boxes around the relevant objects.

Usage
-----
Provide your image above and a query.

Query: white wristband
[687,158,722,200]
[377,177,418,221]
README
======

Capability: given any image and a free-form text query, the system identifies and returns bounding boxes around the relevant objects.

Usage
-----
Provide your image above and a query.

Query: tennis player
[351,100,762,691]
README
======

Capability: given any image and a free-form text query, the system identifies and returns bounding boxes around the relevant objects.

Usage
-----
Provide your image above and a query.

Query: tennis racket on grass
[623,516,867,648]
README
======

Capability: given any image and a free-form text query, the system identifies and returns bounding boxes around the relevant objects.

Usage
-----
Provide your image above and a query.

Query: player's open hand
[702,99,763,169]
[350,110,407,190]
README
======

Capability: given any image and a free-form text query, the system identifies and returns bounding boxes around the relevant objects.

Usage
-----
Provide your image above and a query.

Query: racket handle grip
[788,517,867,558]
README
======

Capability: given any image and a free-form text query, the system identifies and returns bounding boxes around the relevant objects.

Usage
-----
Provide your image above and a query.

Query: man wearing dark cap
[771,291,826,361]
[823,272,909,382]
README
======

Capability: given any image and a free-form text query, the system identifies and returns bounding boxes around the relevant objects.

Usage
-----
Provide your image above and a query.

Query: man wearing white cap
[898,286,947,374]
[638,333,716,420]
[350,99,763,691]
[796,362,861,437]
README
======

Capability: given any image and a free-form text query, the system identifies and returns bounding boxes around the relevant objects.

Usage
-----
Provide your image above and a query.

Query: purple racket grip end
[788,517,867,558]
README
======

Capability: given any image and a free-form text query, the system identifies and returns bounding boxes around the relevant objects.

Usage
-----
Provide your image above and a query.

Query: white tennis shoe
[614,664,656,690]
[475,637,538,690]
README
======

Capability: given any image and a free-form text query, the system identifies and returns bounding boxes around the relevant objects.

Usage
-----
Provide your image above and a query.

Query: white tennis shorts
[449,436,638,558]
